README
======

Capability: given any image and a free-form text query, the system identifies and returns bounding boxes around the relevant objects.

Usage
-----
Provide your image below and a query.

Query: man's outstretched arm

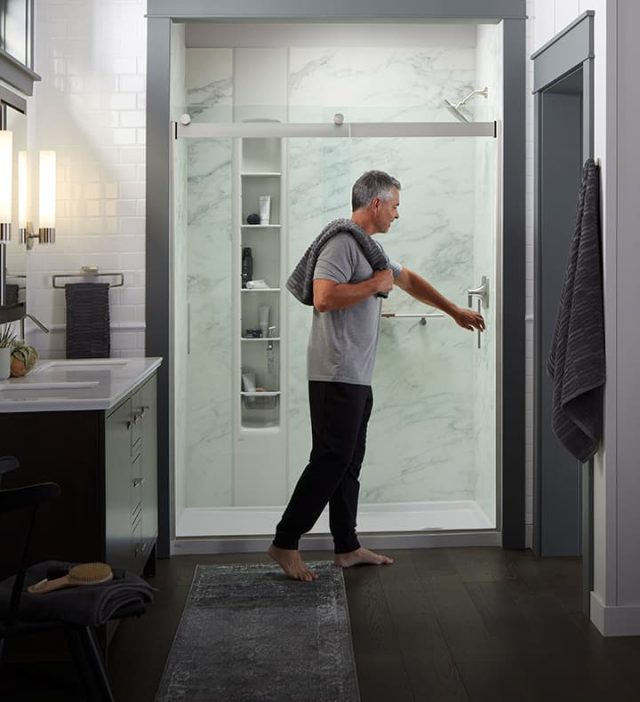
[395,267,485,331]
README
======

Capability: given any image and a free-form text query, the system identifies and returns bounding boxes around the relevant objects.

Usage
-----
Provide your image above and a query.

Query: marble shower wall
[180,34,500,512]
[183,49,234,508]
[288,46,476,123]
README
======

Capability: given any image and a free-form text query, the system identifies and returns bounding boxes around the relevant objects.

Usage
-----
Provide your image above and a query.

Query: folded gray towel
[0,560,154,627]
[547,158,605,462]
[286,218,390,305]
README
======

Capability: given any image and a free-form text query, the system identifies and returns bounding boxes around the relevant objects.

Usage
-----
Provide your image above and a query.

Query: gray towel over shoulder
[286,218,389,305]
[547,158,605,462]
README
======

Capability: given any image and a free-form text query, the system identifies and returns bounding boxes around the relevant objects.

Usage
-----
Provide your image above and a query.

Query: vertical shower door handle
[467,275,489,349]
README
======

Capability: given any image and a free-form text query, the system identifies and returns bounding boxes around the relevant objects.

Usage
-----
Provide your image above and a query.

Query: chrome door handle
[467,276,489,349]
[467,275,489,309]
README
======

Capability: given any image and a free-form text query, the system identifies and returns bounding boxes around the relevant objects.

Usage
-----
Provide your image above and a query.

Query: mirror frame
[0,84,27,323]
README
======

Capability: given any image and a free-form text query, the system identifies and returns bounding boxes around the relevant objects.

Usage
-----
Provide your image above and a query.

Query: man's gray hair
[351,170,401,211]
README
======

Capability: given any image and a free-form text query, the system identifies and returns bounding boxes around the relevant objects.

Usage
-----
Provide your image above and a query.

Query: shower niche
[236,137,286,431]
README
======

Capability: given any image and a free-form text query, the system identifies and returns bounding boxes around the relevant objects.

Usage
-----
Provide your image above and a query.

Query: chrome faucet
[20,313,50,340]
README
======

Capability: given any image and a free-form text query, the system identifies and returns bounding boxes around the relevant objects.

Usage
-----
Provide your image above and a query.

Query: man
[268,170,485,581]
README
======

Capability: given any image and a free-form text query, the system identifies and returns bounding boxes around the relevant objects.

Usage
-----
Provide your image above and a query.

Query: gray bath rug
[154,562,360,702]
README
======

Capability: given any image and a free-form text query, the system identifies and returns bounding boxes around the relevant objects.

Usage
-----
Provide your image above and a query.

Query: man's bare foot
[268,544,318,581]
[334,547,394,568]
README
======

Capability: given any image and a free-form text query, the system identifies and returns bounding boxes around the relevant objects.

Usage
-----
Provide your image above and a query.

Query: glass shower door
[286,133,499,532]
[174,124,499,538]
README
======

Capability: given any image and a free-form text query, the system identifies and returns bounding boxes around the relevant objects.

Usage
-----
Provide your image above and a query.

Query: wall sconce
[0,130,56,251]
[17,148,57,250]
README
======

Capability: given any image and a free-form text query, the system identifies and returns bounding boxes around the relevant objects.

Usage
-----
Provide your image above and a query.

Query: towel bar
[53,267,124,289]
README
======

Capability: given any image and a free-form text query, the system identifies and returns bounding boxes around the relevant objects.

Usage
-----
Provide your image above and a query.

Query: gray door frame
[532,11,595,610]
[146,0,527,558]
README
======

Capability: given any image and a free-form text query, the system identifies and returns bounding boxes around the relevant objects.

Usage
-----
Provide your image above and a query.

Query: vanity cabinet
[0,373,158,582]
[105,376,157,577]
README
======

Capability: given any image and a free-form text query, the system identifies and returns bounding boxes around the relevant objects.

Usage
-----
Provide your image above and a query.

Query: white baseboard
[590,591,640,636]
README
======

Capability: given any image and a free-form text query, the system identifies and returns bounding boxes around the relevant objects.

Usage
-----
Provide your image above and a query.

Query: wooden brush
[28,562,113,594]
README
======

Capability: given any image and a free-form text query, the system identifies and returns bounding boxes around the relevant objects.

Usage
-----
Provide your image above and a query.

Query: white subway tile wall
[28,0,147,358]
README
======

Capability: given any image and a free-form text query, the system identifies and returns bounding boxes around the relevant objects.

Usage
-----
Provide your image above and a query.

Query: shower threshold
[176,499,494,538]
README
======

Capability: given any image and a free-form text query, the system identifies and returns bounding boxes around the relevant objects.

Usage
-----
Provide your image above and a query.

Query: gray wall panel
[148,0,526,20]
[501,18,527,548]
[146,17,173,559]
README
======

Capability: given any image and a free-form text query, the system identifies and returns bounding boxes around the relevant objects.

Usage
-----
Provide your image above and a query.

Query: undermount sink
[0,381,100,391]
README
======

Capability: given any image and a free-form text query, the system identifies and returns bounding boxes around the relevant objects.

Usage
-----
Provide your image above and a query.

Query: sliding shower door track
[172,530,502,555]
[176,121,497,140]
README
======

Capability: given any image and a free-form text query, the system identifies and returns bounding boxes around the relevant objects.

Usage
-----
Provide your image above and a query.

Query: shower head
[443,87,489,122]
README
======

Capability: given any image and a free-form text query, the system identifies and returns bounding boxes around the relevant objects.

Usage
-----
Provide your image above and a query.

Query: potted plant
[0,324,16,380]
[10,339,39,377]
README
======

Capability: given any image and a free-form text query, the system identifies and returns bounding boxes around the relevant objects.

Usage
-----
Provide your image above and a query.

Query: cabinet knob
[132,478,145,487]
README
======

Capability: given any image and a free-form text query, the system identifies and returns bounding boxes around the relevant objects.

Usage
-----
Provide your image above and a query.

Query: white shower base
[176,500,495,538]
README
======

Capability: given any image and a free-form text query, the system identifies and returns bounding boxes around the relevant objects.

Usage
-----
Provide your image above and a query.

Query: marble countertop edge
[0,357,163,413]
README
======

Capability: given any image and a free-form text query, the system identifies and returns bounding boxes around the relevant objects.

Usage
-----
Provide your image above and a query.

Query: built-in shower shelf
[241,337,281,342]
[237,135,284,439]
[240,171,281,177]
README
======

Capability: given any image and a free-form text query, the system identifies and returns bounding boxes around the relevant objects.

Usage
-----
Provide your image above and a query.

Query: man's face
[373,188,400,233]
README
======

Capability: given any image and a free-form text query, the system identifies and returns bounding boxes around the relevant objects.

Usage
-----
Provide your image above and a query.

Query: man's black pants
[273,381,373,553]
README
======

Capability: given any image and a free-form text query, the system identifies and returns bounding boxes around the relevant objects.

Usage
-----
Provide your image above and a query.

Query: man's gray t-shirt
[308,233,402,386]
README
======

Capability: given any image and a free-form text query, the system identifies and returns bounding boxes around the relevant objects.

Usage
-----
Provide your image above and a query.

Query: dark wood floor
[4,547,640,701]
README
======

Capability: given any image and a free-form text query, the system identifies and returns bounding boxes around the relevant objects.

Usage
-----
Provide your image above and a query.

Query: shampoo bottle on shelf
[242,247,253,288]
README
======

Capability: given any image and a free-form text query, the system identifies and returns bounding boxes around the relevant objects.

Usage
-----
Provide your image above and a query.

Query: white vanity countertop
[0,357,162,413]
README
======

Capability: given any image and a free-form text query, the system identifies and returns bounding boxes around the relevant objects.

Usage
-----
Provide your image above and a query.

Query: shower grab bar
[381,312,444,318]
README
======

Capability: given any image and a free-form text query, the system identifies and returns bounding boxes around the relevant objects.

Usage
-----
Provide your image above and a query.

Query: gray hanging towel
[547,158,605,462]
[65,282,111,358]
[286,218,390,305]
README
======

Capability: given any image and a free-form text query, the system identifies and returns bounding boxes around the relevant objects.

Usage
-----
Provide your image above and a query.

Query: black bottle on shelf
[242,247,253,288]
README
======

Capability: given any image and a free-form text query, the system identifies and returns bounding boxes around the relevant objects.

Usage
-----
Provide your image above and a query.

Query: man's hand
[371,269,394,294]
[452,306,485,331]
